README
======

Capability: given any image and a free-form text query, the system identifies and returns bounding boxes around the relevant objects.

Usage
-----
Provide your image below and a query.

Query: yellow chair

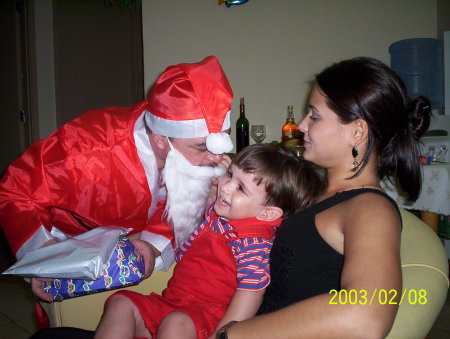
[386,209,449,338]
[42,209,449,337]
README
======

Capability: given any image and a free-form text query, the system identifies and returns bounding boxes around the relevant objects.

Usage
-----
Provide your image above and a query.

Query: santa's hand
[29,237,61,302]
[31,277,55,303]
[131,239,159,279]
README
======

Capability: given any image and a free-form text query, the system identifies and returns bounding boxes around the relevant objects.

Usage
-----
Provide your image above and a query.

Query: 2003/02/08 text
[329,289,427,305]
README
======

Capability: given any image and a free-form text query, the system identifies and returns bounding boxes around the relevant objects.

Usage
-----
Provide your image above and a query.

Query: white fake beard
[162,149,225,248]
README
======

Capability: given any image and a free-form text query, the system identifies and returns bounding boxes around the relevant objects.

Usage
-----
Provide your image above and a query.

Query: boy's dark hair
[232,144,324,217]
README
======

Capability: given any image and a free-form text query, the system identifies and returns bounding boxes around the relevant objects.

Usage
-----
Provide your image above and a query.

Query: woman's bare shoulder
[341,191,401,232]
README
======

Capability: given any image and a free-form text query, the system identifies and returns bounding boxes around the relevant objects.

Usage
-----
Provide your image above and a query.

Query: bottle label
[236,127,249,152]
[282,130,302,148]
[282,129,301,139]
[284,130,302,139]
[283,138,301,148]
[284,130,294,139]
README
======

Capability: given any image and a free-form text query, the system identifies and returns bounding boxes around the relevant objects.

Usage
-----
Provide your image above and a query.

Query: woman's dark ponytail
[379,96,431,201]
[407,96,432,140]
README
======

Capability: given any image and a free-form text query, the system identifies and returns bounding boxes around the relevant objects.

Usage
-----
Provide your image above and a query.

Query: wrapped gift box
[44,236,145,301]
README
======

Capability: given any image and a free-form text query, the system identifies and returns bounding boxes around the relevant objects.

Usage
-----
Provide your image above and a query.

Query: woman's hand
[130,239,160,279]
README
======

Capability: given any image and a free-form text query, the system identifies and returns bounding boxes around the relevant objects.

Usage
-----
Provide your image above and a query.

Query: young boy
[95,144,324,339]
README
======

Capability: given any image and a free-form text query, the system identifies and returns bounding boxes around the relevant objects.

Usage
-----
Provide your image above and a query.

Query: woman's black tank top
[258,188,400,314]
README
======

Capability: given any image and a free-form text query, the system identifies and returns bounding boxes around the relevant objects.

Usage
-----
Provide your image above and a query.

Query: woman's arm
[210,288,265,339]
[227,194,402,339]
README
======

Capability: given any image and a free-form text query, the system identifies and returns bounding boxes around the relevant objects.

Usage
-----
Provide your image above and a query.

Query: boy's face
[214,164,268,220]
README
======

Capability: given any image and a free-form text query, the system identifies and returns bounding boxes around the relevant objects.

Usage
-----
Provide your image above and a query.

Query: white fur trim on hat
[144,110,231,139]
[206,132,233,154]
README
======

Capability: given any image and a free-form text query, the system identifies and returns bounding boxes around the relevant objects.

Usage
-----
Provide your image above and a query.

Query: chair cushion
[386,209,449,339]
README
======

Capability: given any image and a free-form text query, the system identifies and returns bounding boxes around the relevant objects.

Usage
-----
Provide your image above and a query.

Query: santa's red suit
[0,100,175,270]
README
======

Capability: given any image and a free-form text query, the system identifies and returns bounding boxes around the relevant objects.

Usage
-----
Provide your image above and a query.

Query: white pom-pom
[206,132,233,154]
[213,166,226,177]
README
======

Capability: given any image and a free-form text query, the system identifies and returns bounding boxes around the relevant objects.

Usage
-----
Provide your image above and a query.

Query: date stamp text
[329,289,427,305]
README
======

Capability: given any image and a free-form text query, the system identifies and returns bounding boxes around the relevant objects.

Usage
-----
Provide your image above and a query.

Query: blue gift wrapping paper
[43,236,145,301]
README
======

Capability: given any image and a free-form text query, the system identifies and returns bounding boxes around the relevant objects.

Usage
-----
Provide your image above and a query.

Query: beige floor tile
[0,275,34,302]
[0,311,11,325]
[0,277,36,329]
[0,295,35,323]
[17,315,38,334]
[0,321,32,339]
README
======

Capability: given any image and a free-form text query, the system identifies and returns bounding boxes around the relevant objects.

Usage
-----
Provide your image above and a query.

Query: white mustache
[167,149,225,180]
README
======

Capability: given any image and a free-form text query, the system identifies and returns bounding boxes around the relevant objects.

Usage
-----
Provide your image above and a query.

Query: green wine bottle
[236,97,249,153]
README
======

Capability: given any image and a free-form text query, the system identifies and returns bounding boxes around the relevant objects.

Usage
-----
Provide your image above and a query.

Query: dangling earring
[351,145,359,171]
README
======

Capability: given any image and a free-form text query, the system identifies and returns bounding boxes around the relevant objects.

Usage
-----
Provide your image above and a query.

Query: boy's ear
[256,206,283,222]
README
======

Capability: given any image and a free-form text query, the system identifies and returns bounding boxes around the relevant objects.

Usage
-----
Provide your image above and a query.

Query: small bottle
[281,105,302,150]
[236,97,249,153]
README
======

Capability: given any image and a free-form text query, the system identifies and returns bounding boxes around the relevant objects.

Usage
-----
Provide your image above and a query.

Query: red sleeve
[0,135,74,256]
[0,102,157,257]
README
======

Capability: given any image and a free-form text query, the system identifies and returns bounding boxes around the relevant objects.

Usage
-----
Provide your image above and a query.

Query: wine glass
[251,125,267,144]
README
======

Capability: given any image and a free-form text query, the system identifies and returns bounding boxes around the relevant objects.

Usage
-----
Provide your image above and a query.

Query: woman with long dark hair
[221,57,431,338]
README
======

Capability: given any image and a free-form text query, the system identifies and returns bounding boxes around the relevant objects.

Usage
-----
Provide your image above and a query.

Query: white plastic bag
[2,226,131,280]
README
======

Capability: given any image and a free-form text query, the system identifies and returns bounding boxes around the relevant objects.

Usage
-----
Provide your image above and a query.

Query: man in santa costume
[0,55,233,302]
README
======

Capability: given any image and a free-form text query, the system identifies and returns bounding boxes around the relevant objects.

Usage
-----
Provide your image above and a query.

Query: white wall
[142,0,437,150]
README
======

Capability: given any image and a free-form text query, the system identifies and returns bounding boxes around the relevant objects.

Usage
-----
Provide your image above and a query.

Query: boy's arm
[210,288,265,339]
[209,230,272,338]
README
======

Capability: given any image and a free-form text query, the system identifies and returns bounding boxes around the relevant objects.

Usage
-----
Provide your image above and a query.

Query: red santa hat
[145,56,233,154]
